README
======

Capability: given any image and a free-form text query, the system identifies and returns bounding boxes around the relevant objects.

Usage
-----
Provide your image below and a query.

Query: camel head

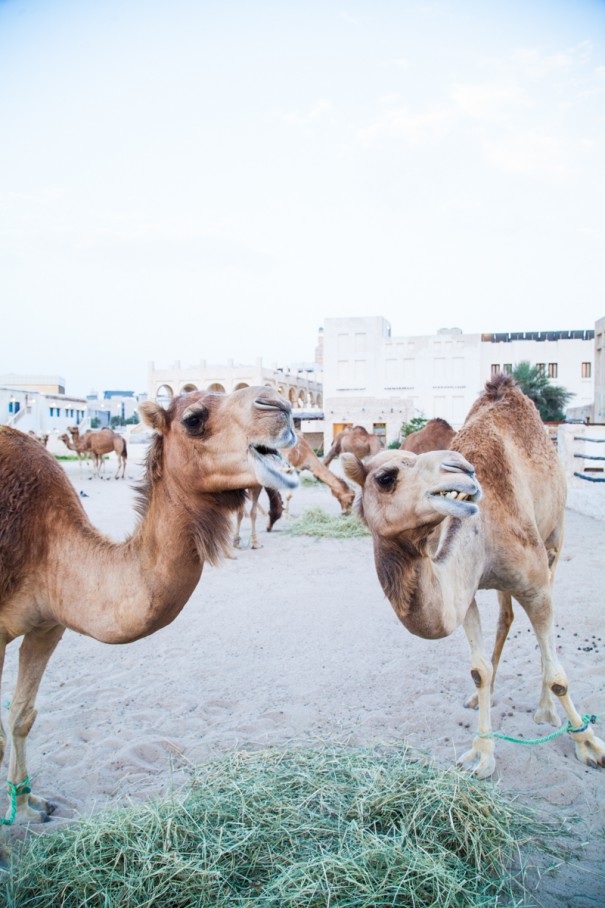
[342,449,481,538]
[139,386,299,495]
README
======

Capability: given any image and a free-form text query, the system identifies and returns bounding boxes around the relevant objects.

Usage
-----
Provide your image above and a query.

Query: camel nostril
[442,460,475,477]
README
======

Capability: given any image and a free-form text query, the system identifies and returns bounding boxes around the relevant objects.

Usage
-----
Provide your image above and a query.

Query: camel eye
[182,407,208,434]
[375,469,397,490]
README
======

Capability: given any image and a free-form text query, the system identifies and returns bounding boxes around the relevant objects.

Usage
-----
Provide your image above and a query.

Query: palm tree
[510,361,574,421]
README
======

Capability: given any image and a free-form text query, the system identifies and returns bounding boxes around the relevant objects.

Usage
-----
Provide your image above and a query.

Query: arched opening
[297,390,306,408]
[308,391,316,407]
[155,384,174,408]
[207,383,226,393]
[288,388,296,404]
[234,382,250,391]
[316,393,323,408]
[181,383,198,393]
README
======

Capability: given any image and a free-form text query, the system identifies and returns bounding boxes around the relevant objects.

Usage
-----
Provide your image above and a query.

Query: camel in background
[233,432,356,548]
[344,375,605,778]
[400,418,456,454]
[285,431,355,515]
[62,426,128,479]
[26,431,49,447]
[233,487,285,549]
[323,426,383,466]
[0,387,298,826]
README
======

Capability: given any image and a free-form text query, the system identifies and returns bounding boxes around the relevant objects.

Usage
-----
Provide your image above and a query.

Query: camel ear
[139,401,170,434]
[341,453,367,487]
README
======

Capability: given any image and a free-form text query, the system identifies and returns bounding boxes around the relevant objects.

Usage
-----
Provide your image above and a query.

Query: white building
[322,317,596,450]
[149,358,322,411]
[0,374,87,440]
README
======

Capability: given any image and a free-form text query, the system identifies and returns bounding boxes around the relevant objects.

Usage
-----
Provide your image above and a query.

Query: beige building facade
[322,316,597,450]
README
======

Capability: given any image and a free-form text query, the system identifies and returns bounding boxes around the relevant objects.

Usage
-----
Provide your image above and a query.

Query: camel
[0,386,299,826]
[63,426,127,479]
[26,431,49,447]
[233,486,285,549]
[284,431,355,516]
[234,432,356,548]
[400,418,456,454]
[323,426,384,466]
[343,374,605,778]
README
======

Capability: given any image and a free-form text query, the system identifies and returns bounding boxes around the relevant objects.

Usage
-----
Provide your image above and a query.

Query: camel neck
[373,517,484,640]
[50,479,242,645]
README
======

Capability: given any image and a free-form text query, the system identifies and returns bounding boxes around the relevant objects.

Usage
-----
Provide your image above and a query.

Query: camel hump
[483,373,516,399]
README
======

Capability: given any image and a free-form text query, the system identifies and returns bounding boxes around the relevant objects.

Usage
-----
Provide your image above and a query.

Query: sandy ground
[3,447,605,905]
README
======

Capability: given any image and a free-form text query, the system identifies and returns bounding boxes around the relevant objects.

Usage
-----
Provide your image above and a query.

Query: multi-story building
[322,317,596,449]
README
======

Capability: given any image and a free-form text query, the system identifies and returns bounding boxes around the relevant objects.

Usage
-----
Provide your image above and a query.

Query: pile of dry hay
[2,746,553,907]
[288,507,370,538]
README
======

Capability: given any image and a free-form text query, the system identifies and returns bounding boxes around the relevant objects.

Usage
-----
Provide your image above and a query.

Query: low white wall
[558,424,605,521]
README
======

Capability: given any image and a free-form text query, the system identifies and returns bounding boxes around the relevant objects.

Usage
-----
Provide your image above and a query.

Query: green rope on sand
[1,777,31,826]
[477,714,599,746]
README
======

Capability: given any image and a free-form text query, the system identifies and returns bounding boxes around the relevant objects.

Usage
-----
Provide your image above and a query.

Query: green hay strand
[1,746,553,907]
[288,507,370,538]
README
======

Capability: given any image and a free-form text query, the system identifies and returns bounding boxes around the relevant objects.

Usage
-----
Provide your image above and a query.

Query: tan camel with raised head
[401,418,456,454]
[0,387,298,826]
[285,431,355,515]
[323,426,383,466]
[66,426,127,479]
[343,375,605,778]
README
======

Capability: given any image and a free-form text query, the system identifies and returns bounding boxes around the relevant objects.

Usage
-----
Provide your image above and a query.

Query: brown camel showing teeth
[344,374,605,779]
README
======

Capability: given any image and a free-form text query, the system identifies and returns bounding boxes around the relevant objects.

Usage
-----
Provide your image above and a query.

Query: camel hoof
[251,541,263,550]
[573,733,605,769]
[534,705,561,727]
[457,741,496,780]
[464,692,479,710]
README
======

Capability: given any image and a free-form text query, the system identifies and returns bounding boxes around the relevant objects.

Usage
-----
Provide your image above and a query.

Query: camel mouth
[428,477,481,518]
[249,445,299,490]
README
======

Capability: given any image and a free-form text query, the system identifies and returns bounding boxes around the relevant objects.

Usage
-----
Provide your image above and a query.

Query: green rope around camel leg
[0,778,31,827]
[476,714,599,746]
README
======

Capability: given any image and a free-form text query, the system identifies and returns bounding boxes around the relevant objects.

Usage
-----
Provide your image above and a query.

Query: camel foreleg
[464,591,514,710]
[6,626,64,824]
[521,590,605,769]
[457,599,496,779]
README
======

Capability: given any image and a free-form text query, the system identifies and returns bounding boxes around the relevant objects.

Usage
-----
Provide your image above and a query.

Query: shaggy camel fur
[0,387,298,825]
[64,426,128,479]
[401,418,456,454]
[344,375,605,778]
[323,426,383,466]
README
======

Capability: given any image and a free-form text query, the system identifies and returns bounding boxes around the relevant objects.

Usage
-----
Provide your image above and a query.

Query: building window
[373,422,386,439]
[491,363,500,376]
[582,362,592,378]
[536,363,546,376]
[503,363,512,374]
[8,400,20,414]
[548,363,558,378]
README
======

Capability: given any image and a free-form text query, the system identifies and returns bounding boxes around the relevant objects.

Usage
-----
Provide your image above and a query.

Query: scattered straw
[2,746,553,907]
[288,507,370,538]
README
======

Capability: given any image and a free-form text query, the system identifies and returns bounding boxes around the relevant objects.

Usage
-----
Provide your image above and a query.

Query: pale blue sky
[1,0,604,395]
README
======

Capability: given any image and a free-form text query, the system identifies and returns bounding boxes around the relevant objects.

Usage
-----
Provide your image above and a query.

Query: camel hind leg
[518,587,605,769]
[465,591,514,710]
[6,626,65,824]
